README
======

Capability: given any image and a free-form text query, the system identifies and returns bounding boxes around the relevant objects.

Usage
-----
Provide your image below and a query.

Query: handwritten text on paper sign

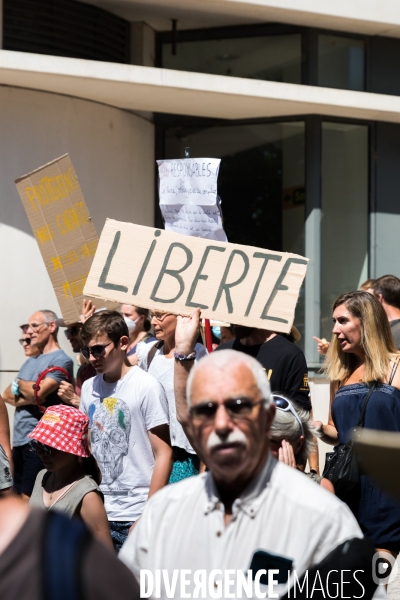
[84,220,308,333]
[157,158,220,206]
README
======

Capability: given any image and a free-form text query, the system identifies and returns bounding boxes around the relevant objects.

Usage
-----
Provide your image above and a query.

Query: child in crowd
[29,404,113,549]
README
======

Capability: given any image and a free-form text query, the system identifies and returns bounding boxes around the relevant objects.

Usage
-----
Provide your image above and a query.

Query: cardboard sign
[157,158,220,205]
[84,219,308,333]
[15,154,113,324]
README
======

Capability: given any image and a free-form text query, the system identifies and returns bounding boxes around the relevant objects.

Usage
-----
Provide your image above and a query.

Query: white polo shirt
[120,456,386,599]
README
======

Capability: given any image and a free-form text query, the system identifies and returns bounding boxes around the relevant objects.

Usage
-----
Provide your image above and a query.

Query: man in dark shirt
[215,325,311,412]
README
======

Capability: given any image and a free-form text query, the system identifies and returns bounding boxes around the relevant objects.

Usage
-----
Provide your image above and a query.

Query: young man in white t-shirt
[79,311,172,551]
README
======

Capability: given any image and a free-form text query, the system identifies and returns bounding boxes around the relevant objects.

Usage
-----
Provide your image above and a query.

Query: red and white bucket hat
[28,405,90,457]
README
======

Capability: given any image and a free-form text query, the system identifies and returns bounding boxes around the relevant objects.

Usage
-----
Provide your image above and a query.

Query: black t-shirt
[215,335,311,411]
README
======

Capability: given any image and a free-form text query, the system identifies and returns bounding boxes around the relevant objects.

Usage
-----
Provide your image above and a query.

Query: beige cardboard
[15,154,115,325]
[84,219,308,334]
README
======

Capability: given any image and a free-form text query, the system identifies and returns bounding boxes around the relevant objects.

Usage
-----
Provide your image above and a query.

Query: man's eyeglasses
[28,322,49,332]
[189,398,265,422]
[29,440,52,455]
[150,312,173,322]
[272,395,304,436]
[81,342,113,360]
[19,338,31,346]
[64,326,81,338]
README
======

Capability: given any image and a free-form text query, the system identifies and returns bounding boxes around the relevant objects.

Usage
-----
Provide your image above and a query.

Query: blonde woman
[315,291,400,559]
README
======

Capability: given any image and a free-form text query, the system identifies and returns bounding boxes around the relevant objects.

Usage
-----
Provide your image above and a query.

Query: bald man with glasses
[3,310,73,500]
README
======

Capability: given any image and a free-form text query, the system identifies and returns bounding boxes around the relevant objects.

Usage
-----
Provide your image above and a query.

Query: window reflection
[320,122,369,341]
[162,35,302,83]
[318,34,365,91]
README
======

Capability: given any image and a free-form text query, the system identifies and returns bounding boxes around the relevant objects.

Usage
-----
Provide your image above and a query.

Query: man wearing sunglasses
[3,310,73,500]
[120,310,379,600]
[79,310,172,550]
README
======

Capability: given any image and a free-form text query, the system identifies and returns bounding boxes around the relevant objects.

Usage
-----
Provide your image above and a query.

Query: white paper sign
[161,200,227,242]
[157,158,221,206]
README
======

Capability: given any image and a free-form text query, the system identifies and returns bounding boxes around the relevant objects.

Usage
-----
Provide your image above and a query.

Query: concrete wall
[0,86,155,391]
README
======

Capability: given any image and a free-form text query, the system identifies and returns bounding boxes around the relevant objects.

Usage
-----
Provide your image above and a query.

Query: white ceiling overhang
[2,50,400,123]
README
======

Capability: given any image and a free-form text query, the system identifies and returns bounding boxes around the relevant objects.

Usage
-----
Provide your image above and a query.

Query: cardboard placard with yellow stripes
[84,219,309,333]
[15,154,113,324]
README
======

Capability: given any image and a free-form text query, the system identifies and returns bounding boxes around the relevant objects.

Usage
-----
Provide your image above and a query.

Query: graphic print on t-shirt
[88,397,132,487]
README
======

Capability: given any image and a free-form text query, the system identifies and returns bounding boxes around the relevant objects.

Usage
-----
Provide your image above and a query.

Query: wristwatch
[173,351,196,361]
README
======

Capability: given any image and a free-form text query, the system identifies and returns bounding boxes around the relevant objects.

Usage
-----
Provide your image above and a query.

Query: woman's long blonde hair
[323,291,398,383]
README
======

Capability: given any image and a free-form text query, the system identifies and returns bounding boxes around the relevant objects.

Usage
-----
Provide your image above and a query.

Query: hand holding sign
[175,308,202,355]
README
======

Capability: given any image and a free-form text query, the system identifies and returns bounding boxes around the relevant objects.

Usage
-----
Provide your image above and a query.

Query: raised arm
[174,308,201,430]
[81,298,96,323]
[174,308,208,461]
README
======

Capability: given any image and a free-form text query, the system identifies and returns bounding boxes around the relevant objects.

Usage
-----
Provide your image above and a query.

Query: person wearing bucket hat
[28,405,113,550]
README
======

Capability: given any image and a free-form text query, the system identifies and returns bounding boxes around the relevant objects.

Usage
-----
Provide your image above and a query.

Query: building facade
[1,1,400,427]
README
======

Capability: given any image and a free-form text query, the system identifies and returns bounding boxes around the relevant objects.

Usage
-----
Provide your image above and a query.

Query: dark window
[161,33,302,84]
[162,120,306,344]
[318,34,365,91]
[3,0,130,64]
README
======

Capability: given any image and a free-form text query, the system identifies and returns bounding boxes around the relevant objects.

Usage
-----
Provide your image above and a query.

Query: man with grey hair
[120,310,383,599]
[3,310,73,499]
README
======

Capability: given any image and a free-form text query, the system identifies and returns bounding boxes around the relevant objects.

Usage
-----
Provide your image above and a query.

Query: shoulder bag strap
[389,357,400,385]
[356,383,377,429]
[147,340,164,370]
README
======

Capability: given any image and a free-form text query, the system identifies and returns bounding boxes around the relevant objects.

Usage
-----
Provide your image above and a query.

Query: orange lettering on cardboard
[36,224,54,244]
[56,202,89,235]
[23,168,79,212]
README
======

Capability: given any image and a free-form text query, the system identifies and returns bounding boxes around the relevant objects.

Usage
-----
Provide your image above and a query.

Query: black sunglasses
[81,341,113,360]
[64,326,81,338]
[19,338,31,346]
[189,398,265,422]
[29,440,52,455]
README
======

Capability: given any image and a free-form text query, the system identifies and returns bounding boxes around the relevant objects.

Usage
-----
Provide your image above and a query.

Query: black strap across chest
[147,340,164,369]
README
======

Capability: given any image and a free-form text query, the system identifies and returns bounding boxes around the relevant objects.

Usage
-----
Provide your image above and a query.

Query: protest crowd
[1,271,400,600]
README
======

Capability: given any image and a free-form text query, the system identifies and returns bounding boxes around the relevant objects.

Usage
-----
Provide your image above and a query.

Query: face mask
[123,316,139,333]
[212,326,221,339]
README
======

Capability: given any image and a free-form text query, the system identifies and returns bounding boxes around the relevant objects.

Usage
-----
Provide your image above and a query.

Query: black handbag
[322,383,376,513]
